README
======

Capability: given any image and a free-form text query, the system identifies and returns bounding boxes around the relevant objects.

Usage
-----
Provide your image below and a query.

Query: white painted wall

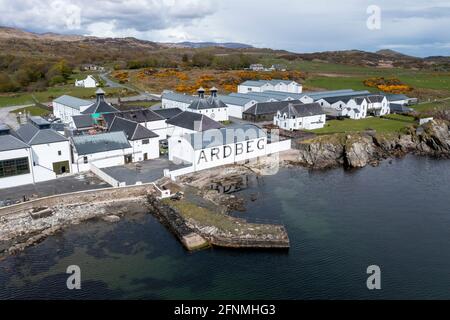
[72,148,133,173]
[0,148,34,189]
[167,125,197,138]
[130,138,160,162]
[274,113,326,130]
[161,98,191,111]
[142,119,168,140]
[75,75,98,88]
[188,108,229,122]
[31,140,71,182]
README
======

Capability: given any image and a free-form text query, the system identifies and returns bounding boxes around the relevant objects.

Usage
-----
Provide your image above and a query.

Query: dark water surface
[1,156,449,300]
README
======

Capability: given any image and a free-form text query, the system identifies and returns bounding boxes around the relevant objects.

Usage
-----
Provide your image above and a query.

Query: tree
[0,73,19,92]
[191,52,214,68]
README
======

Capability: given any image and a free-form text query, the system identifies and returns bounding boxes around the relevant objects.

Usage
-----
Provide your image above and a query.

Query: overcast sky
[1,0,449,57]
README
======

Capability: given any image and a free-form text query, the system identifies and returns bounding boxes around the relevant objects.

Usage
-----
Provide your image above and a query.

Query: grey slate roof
[240,79,297,87]
[167,111,224,132]
[385,94,410,102]
[0,123,10,133]
[51,123,66,132]
[218,95,257,107]
[244,100,303,116]
[71,132,131,155]
[162,91,198,104]
[53,95,93,110]
[72,115,96,129]
[153,108,183,120]
[307,90,371,100]
[279,103,325,118]
[82,91,118,115]
[188,96,228,110]
[103,109,165,128]
[16,124,68,145]
[187,124,267,150]
[366,95,385,103]
[109,117,158,141]
[0,134,30,152]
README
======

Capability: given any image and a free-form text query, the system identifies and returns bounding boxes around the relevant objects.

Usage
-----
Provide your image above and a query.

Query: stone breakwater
[147,196,290,250]
[0,185,152,255]
[293,120,450,169]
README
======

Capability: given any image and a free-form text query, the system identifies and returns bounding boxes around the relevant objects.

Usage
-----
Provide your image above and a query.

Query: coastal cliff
[294,120,450,169]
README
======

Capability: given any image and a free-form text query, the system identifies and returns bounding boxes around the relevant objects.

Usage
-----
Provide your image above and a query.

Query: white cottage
[366,95,390,116]
[274,103,326,130]
[75,75,98,88]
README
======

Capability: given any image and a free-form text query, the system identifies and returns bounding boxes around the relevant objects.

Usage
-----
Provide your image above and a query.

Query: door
[124,155,133,164]
[52,161,70,175]
[143,153,148,161]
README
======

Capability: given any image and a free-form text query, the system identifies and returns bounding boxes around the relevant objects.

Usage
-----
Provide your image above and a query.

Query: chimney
[95,88,106,102]
[210,87,218,98]
[198,87,205,99]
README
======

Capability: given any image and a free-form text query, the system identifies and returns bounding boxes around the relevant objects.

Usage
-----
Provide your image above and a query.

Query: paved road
[0,173,109,206]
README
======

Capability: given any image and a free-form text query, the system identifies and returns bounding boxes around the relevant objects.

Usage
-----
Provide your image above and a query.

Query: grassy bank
[0,86,137,108]
[311,114,416,135]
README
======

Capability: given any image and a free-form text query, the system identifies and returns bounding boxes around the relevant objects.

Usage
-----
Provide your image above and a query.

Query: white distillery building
[166,111,224,138]
[70,132,133,173]
[108,117,160,162]
[53,95,93,123]
[169,125,268,171]
[366,95,390,116]
[75,75,98,88]
[0,124,34,189]
[161,91,197,110]
[238,80,302,94]
[274,103,327,130]
[15,117,72,183]
[218,95,258,119]
[186,88,229,122]
[103,109,169,141]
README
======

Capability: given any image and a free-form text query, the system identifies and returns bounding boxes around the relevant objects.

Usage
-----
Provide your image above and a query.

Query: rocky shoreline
[292,119,450,170]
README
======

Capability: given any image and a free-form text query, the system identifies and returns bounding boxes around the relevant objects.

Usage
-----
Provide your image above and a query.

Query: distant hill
[169,42,254,49]
[0,26,448,71]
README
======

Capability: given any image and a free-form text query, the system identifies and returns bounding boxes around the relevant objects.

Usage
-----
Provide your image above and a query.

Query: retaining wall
[0,184,153,217]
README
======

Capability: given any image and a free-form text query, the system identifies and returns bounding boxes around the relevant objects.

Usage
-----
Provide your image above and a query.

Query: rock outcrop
[295,120,450,169]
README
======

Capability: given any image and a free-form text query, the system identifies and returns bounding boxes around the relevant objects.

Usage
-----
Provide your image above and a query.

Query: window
[58,151,62,156]
[83,156,88,164]
[142,139,150,145]
[0,157,30,178]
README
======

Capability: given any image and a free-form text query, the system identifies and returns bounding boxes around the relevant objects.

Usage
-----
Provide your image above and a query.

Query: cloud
[0,0,449,56]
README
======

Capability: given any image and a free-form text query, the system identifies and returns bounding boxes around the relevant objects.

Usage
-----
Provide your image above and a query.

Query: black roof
[188,96,228,110]
[16,124,68,145]
[82,90,118,115]
[279,103,325,118]
[103,109,165,128]
[0,134,30,152]
[72,115,96,129]
[109,117,159,141]
[244,100,303,116]
[153,108,183,120]
[167,111,224,132]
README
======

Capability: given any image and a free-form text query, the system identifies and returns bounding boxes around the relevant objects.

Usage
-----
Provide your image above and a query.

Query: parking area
[0,173,109,206]
[100,157,190,186]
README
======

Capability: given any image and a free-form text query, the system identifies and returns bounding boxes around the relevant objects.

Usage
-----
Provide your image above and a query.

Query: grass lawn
[0,86,137,108]
[311,115,416,135]
[11,105,51,117]
[411,100,450,113]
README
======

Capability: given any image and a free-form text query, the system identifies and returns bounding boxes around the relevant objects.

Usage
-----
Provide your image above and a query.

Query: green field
[11,105,51,117]
[411,99,450,113]
[261,57,450,99]
[0,86,136,108]
[311,114,416,135]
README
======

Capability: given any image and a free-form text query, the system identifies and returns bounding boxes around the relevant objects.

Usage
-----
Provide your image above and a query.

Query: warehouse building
[53,95,93,123]
[243,100,304,122]
[238,80,302,94]
[274,103,326,130]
